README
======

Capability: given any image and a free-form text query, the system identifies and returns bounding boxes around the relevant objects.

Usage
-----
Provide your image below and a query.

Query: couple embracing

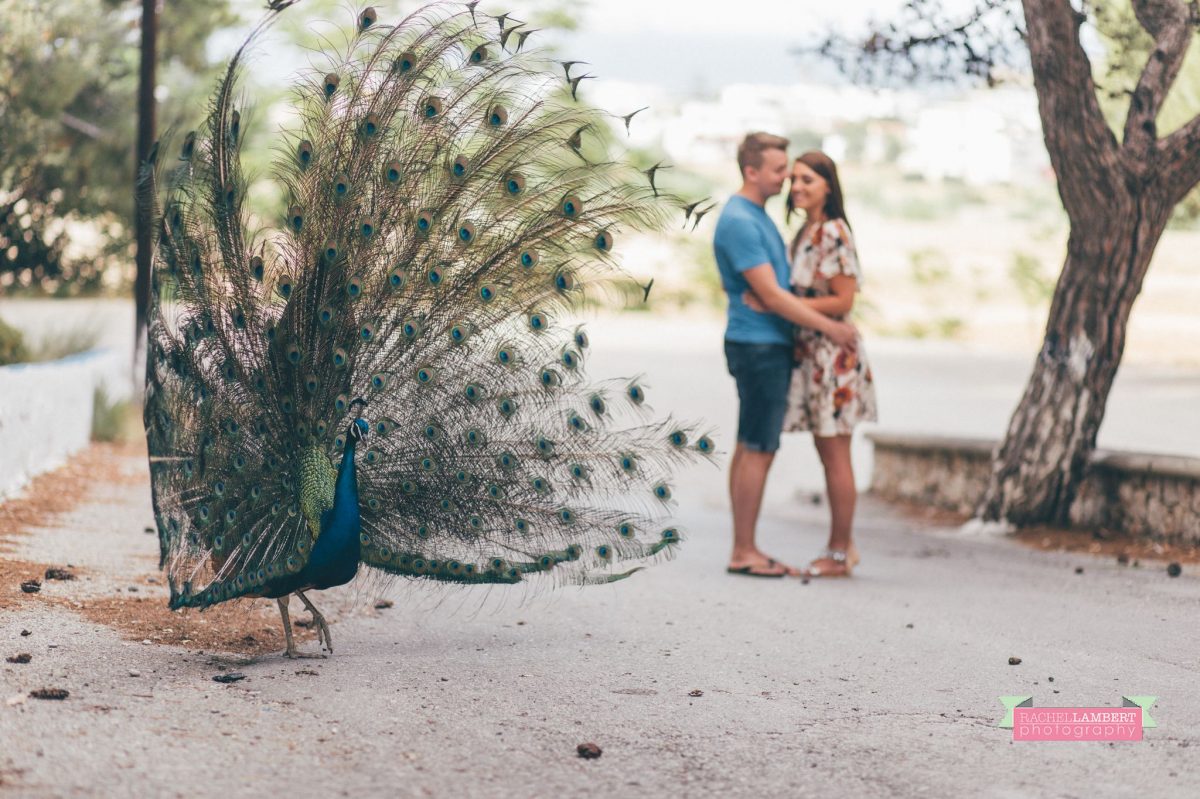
[715,132,877,579]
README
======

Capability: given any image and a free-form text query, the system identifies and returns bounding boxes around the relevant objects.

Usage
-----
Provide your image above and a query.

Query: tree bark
[977,0,1195,525]
[977,193,1175,525]
[133,0,159,373]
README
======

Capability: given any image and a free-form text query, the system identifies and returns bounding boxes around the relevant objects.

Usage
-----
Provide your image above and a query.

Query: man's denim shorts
[724,340,793,454]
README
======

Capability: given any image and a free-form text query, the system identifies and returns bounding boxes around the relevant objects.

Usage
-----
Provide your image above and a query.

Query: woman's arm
[741,265,858,348]
[800,274,856,316]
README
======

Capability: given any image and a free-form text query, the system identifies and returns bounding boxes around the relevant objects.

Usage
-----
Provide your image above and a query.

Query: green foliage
[1093,5,1200,226]
[91,385,139,443]
[1009,250,1055,307]
[0,316,30,365]
[0,0,235,294]
[908,248,952,287]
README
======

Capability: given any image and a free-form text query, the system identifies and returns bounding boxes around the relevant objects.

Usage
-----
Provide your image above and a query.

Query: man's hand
[828,321,858,349]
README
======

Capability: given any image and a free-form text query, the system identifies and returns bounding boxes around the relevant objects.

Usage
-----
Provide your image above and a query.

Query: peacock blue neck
[305,435,362,587]
[331,436,361,536]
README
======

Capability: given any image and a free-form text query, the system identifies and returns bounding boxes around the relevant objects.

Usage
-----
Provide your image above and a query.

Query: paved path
[3,312,1198,797]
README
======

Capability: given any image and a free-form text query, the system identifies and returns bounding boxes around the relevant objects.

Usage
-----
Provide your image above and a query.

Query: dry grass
[0,442,319,656]
[879,493,1200,566]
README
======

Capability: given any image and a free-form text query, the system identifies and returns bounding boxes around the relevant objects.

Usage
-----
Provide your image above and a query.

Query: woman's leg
[814,434,855,551]
[800,434,857,577]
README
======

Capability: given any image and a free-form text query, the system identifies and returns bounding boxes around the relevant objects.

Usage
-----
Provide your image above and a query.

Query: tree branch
[1121,0,1193,158]
[1021,0,1121,215]
[1158,111,1200,203]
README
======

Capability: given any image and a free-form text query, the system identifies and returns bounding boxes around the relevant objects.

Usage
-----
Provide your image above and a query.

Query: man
[713,132,858,577]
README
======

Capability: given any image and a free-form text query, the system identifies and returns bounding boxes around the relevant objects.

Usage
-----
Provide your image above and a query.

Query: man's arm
[741,264,857,347]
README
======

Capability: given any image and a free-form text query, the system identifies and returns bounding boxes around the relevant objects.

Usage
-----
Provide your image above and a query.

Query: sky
[219,0,916,95]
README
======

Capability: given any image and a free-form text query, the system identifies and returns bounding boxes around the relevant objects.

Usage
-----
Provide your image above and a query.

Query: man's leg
[729,442,776,564]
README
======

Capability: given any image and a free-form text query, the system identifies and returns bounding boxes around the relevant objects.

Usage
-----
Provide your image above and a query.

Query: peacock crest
[141,2,713,628]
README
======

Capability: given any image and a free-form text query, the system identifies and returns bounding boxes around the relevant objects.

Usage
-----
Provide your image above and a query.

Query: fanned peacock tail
[142,2,714,611]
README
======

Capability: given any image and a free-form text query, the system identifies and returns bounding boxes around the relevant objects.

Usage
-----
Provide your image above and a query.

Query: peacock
[140,1,714,658]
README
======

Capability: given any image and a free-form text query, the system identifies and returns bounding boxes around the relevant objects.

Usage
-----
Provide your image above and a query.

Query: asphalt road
[2,310,1198,797]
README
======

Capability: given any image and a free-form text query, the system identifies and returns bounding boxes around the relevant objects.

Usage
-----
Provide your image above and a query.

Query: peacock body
[141,2,712,656]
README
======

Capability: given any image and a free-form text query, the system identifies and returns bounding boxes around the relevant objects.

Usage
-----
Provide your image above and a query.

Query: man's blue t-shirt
[712,195,793,345]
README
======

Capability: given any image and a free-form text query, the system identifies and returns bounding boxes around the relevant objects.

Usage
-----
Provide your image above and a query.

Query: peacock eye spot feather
[428,268,442,285]
[479,285,495,303]
[420,96,443,119]
[575,330,589,349]
[696,436,714,453]
[528,313,547,331]
[333,174,350,197]
[390,269,408,290]
[618,523,634,538]
[595,230,613,251]
[335,394,349,413]
[628,385,645,404]
[514,519,527,532]
[519,250,538,268]
[560,195,582,218]
[346,278,362,297]
[360,322,376,341]
[416,367,436,384]
[589,395,606,415]
[360,219,374,238]
[554,271,576,292]
[323,73,340,97]
[396,51,416,72]
[662,528,679,541]
[297,140,313,165]
[457,222,475,243]
[361,113,379,137]
[654,483,672,500]
[359,7,376,28]
[333,348,347,367]
[670,431,687,447]
[488,105,508,127]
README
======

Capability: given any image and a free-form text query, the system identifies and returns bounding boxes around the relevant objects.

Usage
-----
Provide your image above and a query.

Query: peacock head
[349,418,370,442]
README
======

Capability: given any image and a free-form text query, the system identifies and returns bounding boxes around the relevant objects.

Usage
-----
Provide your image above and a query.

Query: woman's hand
[742,289,767,313]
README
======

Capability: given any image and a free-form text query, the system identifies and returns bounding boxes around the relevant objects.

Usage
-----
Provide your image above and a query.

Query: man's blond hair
[737,132,789,175]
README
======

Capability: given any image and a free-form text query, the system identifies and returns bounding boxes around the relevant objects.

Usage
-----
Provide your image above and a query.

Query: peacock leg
[277,596,324,659]
[296,591,332,654]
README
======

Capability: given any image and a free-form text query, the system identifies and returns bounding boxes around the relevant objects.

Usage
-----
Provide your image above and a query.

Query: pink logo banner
[1013,707,1143,741]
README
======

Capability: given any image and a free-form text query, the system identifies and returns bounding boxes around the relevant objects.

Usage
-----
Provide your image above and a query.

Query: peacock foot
[297,591,333,654]
[283,646,326,660]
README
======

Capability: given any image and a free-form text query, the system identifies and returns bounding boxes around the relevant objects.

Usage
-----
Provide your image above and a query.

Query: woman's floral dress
[782,218,878,437]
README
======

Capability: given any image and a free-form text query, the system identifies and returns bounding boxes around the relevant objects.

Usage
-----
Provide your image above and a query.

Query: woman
[745,151,877,578]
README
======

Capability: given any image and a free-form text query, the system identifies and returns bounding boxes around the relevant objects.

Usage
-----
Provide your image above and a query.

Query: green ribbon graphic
[997,696,1033,728]
[997,696,1158,728]
[1123,696,1158,728]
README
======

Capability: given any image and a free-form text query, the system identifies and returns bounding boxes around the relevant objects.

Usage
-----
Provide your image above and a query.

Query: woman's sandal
[800,548,853,578]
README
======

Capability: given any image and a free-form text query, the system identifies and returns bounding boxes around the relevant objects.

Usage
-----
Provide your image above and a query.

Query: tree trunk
[133,0,158,374]
[977,189,1174,525]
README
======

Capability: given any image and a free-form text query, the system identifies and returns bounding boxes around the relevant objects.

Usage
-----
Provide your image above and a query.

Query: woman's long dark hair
[786,150,850,259]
